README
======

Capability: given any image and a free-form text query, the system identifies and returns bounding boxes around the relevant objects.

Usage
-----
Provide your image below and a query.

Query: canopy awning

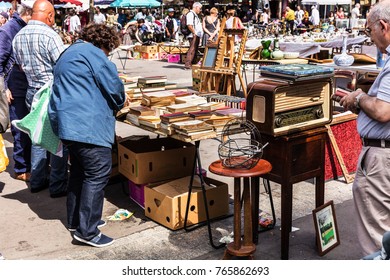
[110,0,161,8]
[301,0,351,5]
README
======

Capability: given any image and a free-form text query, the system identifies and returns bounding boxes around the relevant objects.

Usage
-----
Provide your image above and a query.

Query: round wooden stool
[209,159,272,259]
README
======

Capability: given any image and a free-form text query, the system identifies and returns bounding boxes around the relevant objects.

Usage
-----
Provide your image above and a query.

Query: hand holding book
[331,87,353,103]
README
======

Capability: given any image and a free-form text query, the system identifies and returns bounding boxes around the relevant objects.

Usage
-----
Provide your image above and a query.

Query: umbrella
[60,0,82,6]
[110,0,160,8]
[0,1,12,11]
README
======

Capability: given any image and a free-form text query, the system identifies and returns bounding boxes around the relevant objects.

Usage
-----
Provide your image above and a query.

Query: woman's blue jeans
[65,140,112,240]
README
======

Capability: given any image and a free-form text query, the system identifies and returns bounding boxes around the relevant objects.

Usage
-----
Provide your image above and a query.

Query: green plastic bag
[12,80,63,156]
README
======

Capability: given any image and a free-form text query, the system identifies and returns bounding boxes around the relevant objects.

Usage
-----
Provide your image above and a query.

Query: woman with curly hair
[48,23,126,248]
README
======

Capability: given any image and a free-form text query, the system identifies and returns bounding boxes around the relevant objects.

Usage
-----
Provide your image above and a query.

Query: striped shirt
[12,20,65,89]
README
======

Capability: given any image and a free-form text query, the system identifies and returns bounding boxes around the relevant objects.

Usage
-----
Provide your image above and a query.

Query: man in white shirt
[309,5,320,26]
[93,7,105,24]
[350,3,361,28]
[68,9,80,34]
[184,2,203,70]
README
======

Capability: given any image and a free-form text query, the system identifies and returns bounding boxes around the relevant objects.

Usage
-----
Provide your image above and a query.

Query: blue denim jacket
[49,40,125,148]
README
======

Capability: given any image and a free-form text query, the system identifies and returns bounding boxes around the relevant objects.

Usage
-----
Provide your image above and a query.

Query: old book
[139,86,167,93]
[175,95,207,105]
[175,128,217,140]
[138,75,167,84]
[188,110,213,120]
[138,115,161,128]
[126,113,140,126]
[160,112,191,123]
[170,89,192,97]
[205,115,234,126]
[215,107,246,118]
[164,82,178,89]
[129,105,156,117]
[198,102,226,111]
[137,82,166,88]
[166,103,199,113]
[171,119,208,131]
[142,91,176,102]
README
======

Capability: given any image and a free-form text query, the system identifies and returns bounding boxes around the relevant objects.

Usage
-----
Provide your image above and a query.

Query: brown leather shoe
[14,172,31,182]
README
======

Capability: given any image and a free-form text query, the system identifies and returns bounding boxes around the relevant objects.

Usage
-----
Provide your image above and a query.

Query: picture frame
[202,44,218,69]
[312,200,340,256]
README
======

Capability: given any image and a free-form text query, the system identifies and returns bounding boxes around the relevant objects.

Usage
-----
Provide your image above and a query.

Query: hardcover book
[138,76,168,84]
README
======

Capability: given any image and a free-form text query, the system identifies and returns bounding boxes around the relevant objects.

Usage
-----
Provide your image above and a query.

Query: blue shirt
[48,40,125,148]
[357,45,390,139]
[12,20,65,89]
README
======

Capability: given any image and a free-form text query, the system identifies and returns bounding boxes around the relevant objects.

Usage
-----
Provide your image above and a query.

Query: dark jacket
[0,12,28,97]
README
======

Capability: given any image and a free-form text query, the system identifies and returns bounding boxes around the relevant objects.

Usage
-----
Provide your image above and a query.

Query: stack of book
[138,115,161,129]
[205,115,234,133]
[188,110,213,120]
[126,105,156,126]
[175,94,207,105]
[141,91,176,107]
[159,112,191,135]
[171,120,216,140]
[137,76,167,93]
[201,93,246,110]
[198,102,226,111]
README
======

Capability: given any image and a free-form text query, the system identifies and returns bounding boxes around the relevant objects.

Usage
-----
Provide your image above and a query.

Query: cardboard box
[118,137,195,184]
[139,45,159,54]
[112,135,150,177]
[141,52,159,60]
[144,176,229,230]
[129,180,146,208]
[167,54,180,63]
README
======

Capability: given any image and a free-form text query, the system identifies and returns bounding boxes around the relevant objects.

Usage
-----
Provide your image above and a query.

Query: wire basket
[218,118,267,169]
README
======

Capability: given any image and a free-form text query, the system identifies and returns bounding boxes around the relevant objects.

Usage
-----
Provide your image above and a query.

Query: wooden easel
[199,18,248,97]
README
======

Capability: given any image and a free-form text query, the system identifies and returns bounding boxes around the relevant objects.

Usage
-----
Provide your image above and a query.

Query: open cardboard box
[144,176,229,230]
[118,137,195,184]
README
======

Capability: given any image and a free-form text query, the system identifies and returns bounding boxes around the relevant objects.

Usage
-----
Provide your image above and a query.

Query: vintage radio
[246,77,333,136]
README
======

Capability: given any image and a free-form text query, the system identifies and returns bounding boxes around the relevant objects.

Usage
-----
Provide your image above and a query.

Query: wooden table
[209,159,272,259]
[260,127,327,259]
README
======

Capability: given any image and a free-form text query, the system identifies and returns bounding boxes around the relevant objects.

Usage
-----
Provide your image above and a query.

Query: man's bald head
[32,0,55,26]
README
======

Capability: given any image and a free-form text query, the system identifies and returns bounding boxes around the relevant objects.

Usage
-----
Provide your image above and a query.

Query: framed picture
[202,45,218,69]
[312,200,340,256]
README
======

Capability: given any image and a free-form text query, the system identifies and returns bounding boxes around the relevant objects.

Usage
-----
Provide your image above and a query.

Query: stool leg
[251,177,260,244]
[233,178,241,251]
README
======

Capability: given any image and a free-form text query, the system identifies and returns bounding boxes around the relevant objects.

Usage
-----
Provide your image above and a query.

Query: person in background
[13,0,69,198]
[164,8,178,42]
[117,9,127,28]
[93,6,105,24]
[184,2,203,70]
[285,6,295,34]
[350,3,361,29]
[68,9,80,34]
[295,5,304,27]
[225,9,244,42]
[179,7,189,36]
[0,3,32,182]
[336,6,345,19]
[310,5,320,26]
[339,0,390,256]
[261,9,269,25]
[48,23,125,248]
[202,7,220,46]
[0,11,9,27]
